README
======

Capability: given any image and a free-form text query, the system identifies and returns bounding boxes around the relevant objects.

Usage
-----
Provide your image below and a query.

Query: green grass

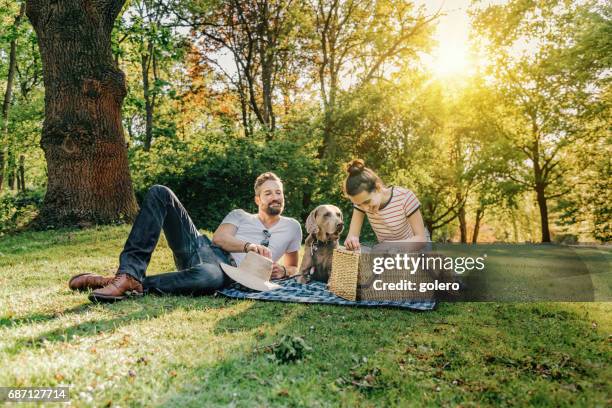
[0,226,610,407]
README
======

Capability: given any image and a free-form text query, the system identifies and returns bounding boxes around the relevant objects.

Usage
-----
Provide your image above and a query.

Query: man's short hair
[254,172,283,195]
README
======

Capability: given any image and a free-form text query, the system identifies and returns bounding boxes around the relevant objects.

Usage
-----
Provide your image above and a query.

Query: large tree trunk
[26,0,138,226]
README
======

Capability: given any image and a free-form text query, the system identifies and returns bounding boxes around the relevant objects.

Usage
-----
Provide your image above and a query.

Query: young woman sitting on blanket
[343,159,430,251]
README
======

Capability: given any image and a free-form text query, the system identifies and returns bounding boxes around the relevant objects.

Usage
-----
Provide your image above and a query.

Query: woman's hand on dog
[344,235,361,251]
[246,243,272,259]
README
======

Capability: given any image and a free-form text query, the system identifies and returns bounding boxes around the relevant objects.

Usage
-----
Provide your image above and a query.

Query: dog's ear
[305,206,322,235]
[332,206,343,221]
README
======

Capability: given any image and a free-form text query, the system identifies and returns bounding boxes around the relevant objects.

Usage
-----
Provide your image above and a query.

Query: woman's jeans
[117,185,233,295]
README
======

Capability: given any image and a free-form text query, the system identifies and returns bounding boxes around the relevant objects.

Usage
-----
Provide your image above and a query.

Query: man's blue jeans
[118,185,233,295]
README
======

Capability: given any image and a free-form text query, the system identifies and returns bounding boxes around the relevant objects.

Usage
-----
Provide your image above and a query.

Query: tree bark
[26,0,138,226]
[458,204,467,243]
[472,207,484,243]
[18,154,26,192]
[532,135,551,243]
[535,184,551,242]
[424,216,435,239]
[257,0,274,134]
[141,50,153,151]
[7,152,16,190]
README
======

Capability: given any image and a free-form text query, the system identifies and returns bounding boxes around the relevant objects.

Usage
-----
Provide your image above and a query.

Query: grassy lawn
[0,226,610,407]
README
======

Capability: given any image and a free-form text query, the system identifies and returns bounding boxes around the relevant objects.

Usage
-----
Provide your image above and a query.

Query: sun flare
[429,42,473,77]
[416,0,486,79]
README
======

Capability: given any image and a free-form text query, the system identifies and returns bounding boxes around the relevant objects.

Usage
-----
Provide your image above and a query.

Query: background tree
[0,0,43,198]
[0,1,26,192]
[176,0,307,137]
[472,0,610,242]
[115,0,187,150]
[307,0,437,161]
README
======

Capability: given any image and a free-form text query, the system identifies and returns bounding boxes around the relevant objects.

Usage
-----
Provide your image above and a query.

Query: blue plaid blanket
[217,279,437,311]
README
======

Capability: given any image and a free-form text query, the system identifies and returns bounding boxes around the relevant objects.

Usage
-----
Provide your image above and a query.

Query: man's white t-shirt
[220,209,302,265]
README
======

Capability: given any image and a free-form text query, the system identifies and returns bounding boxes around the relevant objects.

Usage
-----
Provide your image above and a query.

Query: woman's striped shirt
[354,186,422,242]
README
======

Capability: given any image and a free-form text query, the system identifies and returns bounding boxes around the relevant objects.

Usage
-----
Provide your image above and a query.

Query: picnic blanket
[217,278,437,311]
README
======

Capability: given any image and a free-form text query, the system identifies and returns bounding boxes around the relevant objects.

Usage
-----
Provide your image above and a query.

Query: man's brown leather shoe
[68,273,114,292]
[88,273,143,303]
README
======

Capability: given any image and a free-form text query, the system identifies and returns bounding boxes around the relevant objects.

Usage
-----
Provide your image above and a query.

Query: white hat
[220,252,282,292]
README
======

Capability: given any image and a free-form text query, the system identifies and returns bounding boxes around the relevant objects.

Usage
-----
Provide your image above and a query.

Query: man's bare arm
[212,223,271,258]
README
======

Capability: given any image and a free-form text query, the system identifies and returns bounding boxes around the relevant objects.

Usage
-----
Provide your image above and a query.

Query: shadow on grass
[212,300,297,335]
[153,301,605,407]
[3,295,237,355]
[0,303,94,329]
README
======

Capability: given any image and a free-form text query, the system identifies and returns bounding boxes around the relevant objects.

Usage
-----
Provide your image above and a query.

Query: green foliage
[0,189,44,234]
[130,130,320,229]
[0,2,45,193]
[113,0,189,148]
[1,0,608,244]
[471,0,611,242]
[553,233,579,245]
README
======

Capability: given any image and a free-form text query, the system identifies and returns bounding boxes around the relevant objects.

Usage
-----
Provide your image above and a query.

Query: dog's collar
[309,233,336,256]
[309,232,336,245]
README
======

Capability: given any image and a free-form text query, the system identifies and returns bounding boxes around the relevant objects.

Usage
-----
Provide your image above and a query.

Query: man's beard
[265,201,283,215]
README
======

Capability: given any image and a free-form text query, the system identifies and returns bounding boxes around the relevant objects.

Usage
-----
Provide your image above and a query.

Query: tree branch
[361,12,439,84]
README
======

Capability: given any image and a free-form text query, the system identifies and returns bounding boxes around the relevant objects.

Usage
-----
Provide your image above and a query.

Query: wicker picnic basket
[328,248,435,302]
[327,249,361,301]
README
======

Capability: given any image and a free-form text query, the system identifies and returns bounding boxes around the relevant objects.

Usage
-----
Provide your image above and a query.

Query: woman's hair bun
[346,159,365,175]
[343,158,383,196]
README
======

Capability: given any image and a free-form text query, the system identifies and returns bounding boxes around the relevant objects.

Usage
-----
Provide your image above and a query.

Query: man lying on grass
[68,172,302,302]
